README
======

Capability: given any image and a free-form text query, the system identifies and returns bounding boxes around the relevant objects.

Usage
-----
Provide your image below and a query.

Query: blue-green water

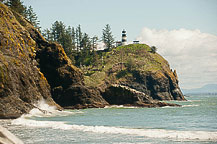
[1,94,217,144]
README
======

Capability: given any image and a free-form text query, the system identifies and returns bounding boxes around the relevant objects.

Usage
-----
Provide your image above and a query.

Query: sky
[22,0,217,89]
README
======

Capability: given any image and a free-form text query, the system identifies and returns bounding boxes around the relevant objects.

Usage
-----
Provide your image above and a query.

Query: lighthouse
[121,29,127,46]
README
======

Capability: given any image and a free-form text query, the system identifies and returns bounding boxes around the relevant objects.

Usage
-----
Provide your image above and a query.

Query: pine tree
[91,36,99,66]
[82,33,91,53]
[102,24,115,51]
[26,6,41,30]
[5,0,27,16]
[67,26,76,51]
[42,28,53,42]
[51,21,66,46]
[91,36,98,51]
[76,25,83,52]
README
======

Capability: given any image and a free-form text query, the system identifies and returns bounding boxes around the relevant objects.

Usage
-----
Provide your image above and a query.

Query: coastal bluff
[0,3,185,119]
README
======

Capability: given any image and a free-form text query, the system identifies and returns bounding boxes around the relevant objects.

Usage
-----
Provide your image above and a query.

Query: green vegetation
[150,46,157,53]
[102,24,115,51]
[25,6,41,30]
[2,0,41,31]
[82,44,169,87]
[42,21,103,66]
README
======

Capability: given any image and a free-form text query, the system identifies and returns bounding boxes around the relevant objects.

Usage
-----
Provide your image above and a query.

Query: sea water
[1,94,217,144]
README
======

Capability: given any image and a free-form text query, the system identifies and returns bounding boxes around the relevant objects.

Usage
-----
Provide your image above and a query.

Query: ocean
[1,94,217,144]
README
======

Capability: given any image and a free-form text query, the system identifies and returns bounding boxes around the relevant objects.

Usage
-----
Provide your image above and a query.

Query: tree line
[1,0,41,30]
[1,0,116,67]
[42,22,115,66]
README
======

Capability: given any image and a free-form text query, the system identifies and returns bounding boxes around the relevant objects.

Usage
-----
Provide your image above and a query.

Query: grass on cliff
[103,44,168,72]
[83,44,170,87]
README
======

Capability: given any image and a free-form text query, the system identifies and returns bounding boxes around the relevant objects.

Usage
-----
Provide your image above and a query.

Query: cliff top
[84,44,176,87]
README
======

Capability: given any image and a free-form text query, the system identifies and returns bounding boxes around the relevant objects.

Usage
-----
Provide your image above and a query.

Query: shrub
[150,46,157,53]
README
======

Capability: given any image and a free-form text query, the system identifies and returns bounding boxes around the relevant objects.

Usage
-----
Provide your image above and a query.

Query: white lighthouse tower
[121,29,127,46]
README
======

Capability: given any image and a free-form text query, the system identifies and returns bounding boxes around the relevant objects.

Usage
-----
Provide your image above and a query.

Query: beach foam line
[11,118,217,141]
[182,104,199,107]
[104,105,138,109]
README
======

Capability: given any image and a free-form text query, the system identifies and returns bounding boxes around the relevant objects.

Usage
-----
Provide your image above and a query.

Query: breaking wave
[10,99,217,142]
[104,105,138,109]
[182,104,199,107]
[16,99,81,118]
[12,118,217,141]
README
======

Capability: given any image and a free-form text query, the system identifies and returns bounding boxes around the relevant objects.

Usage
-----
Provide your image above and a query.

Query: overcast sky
[22,0,217,89]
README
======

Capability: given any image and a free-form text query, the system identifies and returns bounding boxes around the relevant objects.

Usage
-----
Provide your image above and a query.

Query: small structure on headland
[116,29,127,46]
[116,41,122,47]
[133,40,139,44]
[121,29,127,46]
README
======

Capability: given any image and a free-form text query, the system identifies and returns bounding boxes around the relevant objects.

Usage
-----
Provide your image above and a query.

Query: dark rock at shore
[53,85,108,108]
[102,84,181,107]
[118,70,185,101]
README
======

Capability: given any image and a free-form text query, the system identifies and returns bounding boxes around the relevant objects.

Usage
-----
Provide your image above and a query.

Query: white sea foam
[182,104,199,107]
[14,99,81,119]
[11,118,217,141]
[161,106,176,109]
[104,105,138,109]
[187,100,201,102]
[10,99,217,142]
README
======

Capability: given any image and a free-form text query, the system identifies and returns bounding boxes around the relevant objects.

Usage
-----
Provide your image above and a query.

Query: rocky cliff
[0,3,185,119]
[0,3,61,118]
[0,3,107,119]
[84,44,186,107]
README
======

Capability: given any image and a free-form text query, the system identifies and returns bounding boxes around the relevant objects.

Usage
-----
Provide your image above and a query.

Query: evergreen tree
[91,36,98,51]
[51,21,66,47]
[5,0,26,16]
[64,26,76,56]
[91,36,99,66]
[26,6,41,30]
[76,25,82,52]
[42,28,53,42]
[102,24,115,51]
[67,26,76,51]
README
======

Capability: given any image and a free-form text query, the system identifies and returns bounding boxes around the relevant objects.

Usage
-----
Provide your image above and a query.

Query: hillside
[84,44,186,105]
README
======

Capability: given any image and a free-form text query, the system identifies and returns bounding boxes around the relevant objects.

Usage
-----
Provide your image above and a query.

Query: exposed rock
[53,85,108,108]
[0,125,23,144]
[85,44,186,107]
[102,84,153,105]
[0,3,62,118]
[27,22,108,109]
[102,84,180,107]
[0,3,107,110]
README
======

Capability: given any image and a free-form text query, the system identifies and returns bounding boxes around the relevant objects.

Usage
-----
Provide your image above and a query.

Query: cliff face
[85,44,186,106]
[0,3,61,118]
[0,3,108,118]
